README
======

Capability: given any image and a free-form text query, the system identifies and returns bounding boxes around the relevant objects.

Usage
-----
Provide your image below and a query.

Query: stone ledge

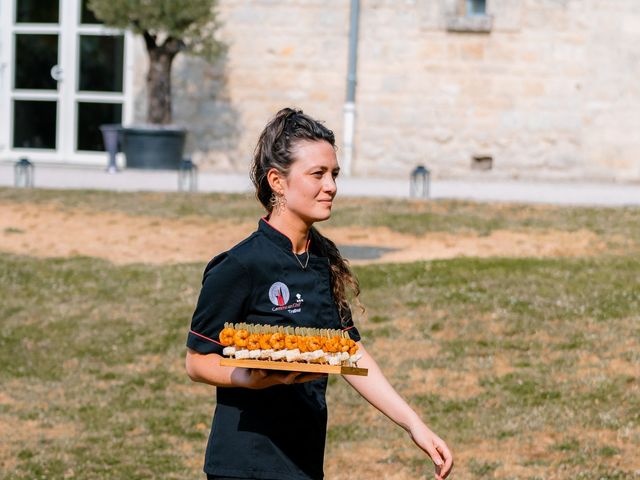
[446,14,493,33]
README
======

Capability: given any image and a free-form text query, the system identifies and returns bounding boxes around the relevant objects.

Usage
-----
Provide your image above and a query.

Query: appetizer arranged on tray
[219,323,363,367]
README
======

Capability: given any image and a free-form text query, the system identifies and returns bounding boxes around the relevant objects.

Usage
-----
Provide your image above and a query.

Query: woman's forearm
[185,349,238,387]
[185,349,325,389]
[344,342,453,478]
[343,343,423,432]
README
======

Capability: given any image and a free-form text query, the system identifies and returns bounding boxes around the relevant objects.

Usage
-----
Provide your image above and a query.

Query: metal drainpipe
[343,0,360,177]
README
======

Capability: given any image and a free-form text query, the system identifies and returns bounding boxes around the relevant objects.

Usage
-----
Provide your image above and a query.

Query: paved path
[1,163,638,206]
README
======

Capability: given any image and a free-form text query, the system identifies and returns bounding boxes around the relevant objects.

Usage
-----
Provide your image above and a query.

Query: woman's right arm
[185,348,326,389]
[185,349,237,387]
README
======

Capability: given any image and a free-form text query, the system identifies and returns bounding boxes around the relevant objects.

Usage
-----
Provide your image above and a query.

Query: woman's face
[280,140,339,224]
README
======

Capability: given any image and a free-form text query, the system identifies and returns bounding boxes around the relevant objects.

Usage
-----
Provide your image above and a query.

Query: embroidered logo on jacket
[269,282,289,306]
[268,282,304,314]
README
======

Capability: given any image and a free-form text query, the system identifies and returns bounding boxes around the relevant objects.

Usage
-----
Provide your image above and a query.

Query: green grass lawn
[1,189,639,479]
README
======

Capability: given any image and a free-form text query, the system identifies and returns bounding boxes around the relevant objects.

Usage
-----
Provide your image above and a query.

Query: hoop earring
[269,192,286,213]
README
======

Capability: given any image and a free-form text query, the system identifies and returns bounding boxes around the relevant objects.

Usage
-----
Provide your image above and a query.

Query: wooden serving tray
[220,358,368,376]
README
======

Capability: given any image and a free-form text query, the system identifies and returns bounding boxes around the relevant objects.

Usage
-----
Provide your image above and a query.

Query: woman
[185,108,453,480]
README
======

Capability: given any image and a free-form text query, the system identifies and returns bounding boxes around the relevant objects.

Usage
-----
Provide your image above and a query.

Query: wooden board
[220,358,368,376]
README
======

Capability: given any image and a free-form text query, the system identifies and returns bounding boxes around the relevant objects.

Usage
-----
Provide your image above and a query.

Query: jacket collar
[259,217,330,267]
[259,216,309,253]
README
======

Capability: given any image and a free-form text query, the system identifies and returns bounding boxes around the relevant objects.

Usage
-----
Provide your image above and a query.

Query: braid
[310,227,364,324]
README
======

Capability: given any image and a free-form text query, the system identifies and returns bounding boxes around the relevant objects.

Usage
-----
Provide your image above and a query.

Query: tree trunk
[146,47,176,125]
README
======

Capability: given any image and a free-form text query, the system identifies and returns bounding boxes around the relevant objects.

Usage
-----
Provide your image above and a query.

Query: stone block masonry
[130,0,640,181]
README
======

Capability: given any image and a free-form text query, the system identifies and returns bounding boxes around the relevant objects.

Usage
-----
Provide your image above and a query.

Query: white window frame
[0,0,134,166]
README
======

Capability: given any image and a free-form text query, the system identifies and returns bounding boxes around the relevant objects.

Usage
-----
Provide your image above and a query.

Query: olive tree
[89,0,225,125]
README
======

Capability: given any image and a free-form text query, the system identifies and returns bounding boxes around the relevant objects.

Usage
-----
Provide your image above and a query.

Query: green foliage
[86,0,225,123]
[88,0,224,60]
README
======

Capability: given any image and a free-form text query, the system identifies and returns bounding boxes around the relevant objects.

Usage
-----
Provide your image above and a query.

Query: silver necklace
[291,236,311,269]
[293,250,310,269]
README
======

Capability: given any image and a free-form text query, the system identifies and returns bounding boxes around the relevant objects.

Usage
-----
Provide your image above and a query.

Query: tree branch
[142,30,158,51]
[162,36,185,56]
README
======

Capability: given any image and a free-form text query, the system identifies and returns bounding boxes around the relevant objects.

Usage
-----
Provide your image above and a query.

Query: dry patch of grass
[454,429,639,478]
[326,442,420,480]
[2,186,640,266]
[0,201,255,265]
[329,226,612,265]
[0,201,619,265]
[403,367,483,400]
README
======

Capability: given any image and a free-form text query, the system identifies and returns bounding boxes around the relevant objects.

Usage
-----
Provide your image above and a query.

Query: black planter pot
[122,126,187,170]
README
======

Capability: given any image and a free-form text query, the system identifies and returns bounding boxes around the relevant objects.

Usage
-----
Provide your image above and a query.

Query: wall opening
[471,155,493,171]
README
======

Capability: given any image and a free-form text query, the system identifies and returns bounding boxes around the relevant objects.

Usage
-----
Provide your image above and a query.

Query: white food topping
[349,353,363,364]
[235,349,251,360]
[285,349,301,362]
[327,355,341,366]
[270,350,287,361]
[259,349,274,359]
[300,352,314,362]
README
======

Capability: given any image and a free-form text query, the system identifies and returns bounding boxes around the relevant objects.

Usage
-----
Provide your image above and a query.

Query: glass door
[0,0,132,165]
[10,0,61,153]
[74,0,126,154]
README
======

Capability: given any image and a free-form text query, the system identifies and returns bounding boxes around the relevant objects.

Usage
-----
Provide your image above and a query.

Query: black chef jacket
[187,218,361,480]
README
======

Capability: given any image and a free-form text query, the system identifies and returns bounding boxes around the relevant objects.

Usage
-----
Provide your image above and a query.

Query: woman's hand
[231,368,327,389]
[408,421,453,480]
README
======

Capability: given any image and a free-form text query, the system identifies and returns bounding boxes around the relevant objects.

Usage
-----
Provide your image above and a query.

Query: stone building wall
[131,0,640,180]
[355,0,640,180]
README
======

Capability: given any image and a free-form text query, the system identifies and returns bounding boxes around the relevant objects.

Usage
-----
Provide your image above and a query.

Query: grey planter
[99,124,123,173]
[122,126,187,170]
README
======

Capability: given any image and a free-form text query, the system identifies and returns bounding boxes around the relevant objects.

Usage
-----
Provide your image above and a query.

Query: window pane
[15,34,59,90]
[77,102,122,151]
[81,0,101,24]
[13,100,57,149]
[467,0,486,15]
[78,35,124,92]
[16,0,59,23]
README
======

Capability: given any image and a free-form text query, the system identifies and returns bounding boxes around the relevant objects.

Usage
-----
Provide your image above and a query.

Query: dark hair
[251,107,362,322]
